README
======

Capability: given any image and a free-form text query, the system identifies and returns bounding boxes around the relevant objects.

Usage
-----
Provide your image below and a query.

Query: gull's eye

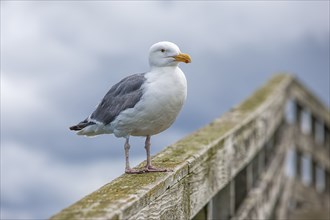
[161,49,165,53]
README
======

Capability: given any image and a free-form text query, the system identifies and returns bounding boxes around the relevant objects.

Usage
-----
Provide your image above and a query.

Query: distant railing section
[50,74,329,220]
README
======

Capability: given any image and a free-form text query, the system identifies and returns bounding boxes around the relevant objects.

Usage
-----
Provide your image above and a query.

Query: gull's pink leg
[144,135,171,172]
[124,137,144,174]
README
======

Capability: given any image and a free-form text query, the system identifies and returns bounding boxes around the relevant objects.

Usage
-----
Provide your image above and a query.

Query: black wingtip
[69,125,81,131]
[69,121,96,131]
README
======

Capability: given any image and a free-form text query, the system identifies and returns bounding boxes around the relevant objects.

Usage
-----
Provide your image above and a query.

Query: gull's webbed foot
[143,165,173,173]
[125,168,145,174]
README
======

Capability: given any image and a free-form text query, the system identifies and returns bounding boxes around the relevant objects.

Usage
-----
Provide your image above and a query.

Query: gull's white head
[148,41,191,68]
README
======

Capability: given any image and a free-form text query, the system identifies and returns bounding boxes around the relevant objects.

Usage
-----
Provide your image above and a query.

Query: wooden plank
[51,74,330,220]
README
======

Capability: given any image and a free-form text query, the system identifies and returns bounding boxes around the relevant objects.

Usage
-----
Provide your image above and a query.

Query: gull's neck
[150,64,179,73]
[146,65,181,81]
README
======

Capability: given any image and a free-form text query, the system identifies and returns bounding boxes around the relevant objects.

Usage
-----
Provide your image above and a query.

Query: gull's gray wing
[90,73,146,125]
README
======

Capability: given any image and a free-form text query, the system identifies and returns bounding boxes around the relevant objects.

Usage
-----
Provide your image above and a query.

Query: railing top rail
[50,74,328,220]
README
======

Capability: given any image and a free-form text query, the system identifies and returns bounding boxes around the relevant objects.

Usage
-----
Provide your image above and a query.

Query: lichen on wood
[50,74,299,220]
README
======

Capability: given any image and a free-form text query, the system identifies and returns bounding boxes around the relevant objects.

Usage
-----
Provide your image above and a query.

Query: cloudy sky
[1,1,329,219]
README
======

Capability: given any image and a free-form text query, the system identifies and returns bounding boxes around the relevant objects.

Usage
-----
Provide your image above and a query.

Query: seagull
[69,41,191,174]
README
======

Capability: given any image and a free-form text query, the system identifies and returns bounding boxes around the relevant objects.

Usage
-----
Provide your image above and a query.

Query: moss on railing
[238,74,288,113]
[50,74,293,220]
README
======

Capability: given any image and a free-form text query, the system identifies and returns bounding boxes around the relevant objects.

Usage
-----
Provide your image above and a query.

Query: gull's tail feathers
[69,118,112,136]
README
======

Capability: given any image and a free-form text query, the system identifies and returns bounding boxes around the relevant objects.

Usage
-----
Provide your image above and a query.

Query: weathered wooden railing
[51,74,329,220]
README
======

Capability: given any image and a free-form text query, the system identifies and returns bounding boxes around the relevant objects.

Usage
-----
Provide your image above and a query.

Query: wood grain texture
[51,74,329,220]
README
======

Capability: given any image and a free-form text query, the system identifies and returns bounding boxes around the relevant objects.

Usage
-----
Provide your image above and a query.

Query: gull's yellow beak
[174,53,191,64]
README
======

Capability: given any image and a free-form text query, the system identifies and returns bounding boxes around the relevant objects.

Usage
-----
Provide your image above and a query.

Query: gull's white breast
[110,67,187,137]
